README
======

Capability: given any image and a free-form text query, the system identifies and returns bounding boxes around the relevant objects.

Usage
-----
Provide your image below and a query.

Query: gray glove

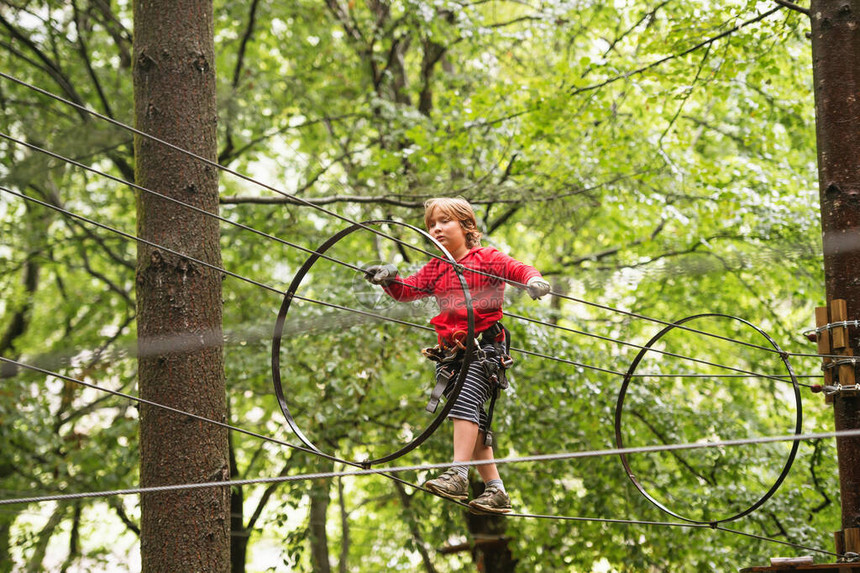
[364,264,399,286]
[526,277,551,300]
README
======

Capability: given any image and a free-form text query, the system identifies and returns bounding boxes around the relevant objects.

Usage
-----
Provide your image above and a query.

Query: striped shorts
[438,342,500,433]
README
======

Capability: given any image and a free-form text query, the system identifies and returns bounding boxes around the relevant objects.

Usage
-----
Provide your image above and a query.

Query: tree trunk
[309,477,332,573]
[467,481,517,572]
[229,434,247,573]
[133,0,229,571]
[25,503,66,573]
[0,510,14,573]
[810,0,860,535]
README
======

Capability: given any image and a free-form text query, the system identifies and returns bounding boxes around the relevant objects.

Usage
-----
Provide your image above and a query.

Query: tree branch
[772,0,809,16]
[72,0,114,118]
[486,205,521,235]
[393,481,439,573]
[77,246,134,307]
[25,503,67,573]
[337,478,350,573]
[808,439,832,515]
[246,461,292,532]
[32,183,136,272]
[570,6,783,96]
[599,1,674,60]
[222,167,653,209]
[220,0,261,164]
[0,256,39,356]
[630,409,716,486]
[418,10,453,116]
[58,503,82,573]
[546,219,667,273]
[89,0,133,68]
[324,0,365,44]
[232,0,260,89]
[0,12,88,117]
[108,497,140,536]
[220,193,428,208]
[681,115,748,148]
[218,112,363,165]
[66,220,135,273]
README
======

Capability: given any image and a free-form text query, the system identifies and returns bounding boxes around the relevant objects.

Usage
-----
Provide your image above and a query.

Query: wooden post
[811,300,860,557]
[740,3,860,568]
[810,0,860,554]
[817,306,834,389]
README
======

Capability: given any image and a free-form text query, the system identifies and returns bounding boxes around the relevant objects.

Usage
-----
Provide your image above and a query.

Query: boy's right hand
[364,264,398,286]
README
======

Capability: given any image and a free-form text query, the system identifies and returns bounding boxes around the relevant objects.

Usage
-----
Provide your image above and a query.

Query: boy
[365,197,550,513]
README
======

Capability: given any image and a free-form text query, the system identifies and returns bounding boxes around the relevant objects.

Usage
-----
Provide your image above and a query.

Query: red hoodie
[384,246,542,344]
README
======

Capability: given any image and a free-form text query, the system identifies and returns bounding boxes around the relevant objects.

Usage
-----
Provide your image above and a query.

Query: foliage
[0,0,837,572]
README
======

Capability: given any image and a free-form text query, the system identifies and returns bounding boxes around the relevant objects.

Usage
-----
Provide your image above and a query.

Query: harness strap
[426,365,454,413]
[482,323,511,446]
[422,322,513,444]
[484,386,499,447]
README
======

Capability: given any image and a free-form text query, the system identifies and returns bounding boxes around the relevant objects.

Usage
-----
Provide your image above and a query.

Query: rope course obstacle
[272,219,476,466]
[615,313,802,525]
[0,67,844,560]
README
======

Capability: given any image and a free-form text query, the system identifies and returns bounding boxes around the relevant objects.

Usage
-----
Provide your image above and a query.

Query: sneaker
[423,469,468,501]
[468,485,512,514]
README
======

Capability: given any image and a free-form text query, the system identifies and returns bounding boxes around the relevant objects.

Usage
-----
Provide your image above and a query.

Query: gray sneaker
[468,485,512,514]
[423,469,468,501]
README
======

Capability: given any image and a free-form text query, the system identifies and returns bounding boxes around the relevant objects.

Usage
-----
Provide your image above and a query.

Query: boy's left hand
[526,277,551,300]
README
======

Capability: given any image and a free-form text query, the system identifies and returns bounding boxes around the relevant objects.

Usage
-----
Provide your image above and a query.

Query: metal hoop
[614,313,802,524]
[271,219,475,467]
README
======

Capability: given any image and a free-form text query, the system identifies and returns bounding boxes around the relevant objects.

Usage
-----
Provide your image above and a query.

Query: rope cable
[0,71,831,362]
[714,524,841,559]
[3,185,781,381]
[506,311,821,387]
[0,131,424,295]
[0,356,841,557]
[0,355,354,467]
[0,179,827,386]
[2,419,858,504]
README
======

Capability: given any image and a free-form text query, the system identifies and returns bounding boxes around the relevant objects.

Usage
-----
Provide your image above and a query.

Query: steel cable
[4,184,802,383]
[0,71,832,362]
[0,356,841,556]
[0,143,824,386]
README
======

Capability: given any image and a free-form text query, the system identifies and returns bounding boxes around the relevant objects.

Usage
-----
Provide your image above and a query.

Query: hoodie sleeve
[382,259,440,302]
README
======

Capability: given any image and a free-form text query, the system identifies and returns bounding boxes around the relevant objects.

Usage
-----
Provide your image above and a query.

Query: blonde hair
[423,197,482,248]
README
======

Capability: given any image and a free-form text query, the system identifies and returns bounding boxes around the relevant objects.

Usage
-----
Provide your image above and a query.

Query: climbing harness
[422,322,514,447]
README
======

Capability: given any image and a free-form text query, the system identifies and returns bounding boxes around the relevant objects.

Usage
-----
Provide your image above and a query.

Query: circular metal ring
[271,219,475,467]
[614,313,802,524]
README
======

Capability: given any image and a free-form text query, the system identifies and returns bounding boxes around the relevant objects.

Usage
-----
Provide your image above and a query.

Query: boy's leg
[468,429,511,514]
[472,431,500,483]
[453,418,480,463]
[423,418,477,500]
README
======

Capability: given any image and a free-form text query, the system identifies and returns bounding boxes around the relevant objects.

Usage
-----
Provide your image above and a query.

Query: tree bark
[466,481,517,572]
[0,510,13,573]
[810,0,860,534]
[229,434,247,573]
[309,477,333,573]
[133,1,229,571]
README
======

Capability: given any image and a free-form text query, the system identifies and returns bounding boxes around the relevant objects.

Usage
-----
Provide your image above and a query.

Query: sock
[450,464,468,480]
[486,478,506,493]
